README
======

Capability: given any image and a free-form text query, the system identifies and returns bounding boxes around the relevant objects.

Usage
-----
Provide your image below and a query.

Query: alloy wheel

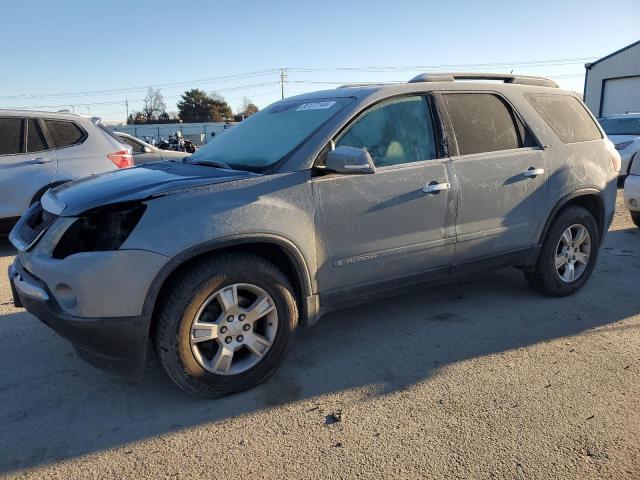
[555,224,591,283]
[189,283,278,375]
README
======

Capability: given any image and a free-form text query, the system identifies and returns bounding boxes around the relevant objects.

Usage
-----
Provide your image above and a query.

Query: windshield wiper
[183,158,234,170]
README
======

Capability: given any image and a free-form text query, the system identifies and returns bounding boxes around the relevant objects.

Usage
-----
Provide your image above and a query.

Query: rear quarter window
[44,120,87,148]
[527,94,602,144]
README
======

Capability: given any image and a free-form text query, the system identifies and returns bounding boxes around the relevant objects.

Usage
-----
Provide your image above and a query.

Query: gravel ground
[0,190,639,479]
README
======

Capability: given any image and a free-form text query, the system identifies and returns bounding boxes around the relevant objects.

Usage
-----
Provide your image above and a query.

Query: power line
[8,81,281,110]
[0,69,280,100]
[1,57,594,101]
[287,57,595,73]
[287,73,585,86]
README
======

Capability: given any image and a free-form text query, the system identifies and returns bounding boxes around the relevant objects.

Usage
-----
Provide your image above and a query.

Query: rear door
[439,92,548,263]
[0,117,57,219]
[43,118,112,181]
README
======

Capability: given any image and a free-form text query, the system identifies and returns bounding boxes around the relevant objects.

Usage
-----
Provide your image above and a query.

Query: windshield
[187,98,350,170]
[599,117,640,136]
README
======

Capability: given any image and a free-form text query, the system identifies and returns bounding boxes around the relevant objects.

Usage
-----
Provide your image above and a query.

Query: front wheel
[524,205,599,296]
[153,254,298,397]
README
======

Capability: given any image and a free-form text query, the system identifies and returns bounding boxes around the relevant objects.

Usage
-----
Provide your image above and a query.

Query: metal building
[584,40,640,117]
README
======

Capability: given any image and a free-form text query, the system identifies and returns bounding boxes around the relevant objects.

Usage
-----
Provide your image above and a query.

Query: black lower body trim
[320,246,540,313]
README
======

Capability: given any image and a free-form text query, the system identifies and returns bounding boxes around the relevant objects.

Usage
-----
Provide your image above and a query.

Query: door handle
[522,167,544,178]
[28,157,53,165]
[422,182,451,194]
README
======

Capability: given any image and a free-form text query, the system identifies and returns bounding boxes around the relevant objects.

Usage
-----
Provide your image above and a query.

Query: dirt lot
[0,190,638,479]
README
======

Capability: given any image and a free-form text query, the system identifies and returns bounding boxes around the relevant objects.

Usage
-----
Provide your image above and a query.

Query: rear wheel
[153,254,298,397]
[631,211,640,228]
[524,205,599,296]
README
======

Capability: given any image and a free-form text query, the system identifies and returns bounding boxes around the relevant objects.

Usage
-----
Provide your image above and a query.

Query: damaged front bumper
[9,258,151,376]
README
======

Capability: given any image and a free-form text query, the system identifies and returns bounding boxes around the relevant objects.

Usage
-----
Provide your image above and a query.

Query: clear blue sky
[1,0,638,122]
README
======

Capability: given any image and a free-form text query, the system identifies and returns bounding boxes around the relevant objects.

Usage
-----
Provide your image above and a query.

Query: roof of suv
[285,72,568,103]
[0,109,96,121]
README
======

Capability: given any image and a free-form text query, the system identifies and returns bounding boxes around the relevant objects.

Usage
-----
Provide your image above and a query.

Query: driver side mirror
[325,146,376,174]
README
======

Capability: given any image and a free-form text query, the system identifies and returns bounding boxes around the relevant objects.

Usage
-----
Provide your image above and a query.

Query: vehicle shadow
[0,228,638,473]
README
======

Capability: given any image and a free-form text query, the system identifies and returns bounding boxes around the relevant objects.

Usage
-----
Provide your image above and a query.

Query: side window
[0,118,24,155]
[528,94,602,143]
[44,120,86,148]
[336,96,437,167]
[442,93,535,156]
[26,119,48,153]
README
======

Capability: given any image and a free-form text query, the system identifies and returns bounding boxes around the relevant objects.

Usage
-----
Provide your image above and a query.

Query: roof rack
[408,72,559,88]
[337,82,401,89]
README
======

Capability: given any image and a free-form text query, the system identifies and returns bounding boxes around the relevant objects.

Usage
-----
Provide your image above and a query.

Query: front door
[312,95,456,299]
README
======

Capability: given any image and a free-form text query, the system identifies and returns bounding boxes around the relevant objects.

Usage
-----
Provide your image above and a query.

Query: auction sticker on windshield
[296,101,337,111]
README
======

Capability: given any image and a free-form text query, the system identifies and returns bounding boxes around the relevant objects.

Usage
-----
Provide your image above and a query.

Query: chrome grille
[15,202,58,249]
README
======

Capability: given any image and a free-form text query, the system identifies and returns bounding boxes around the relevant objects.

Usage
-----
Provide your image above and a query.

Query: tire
[153,253,298,397]
[632,211,640,228]
[524,205,599,296]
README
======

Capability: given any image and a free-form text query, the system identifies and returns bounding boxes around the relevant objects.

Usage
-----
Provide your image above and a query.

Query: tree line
[127,87,259,125]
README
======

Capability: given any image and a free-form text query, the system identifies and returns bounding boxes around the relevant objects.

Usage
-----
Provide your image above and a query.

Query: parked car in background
[0,110,132,233]
[624,155,640,227]
[599,113,640,177]
[114,132,189,165]
[9,73,619,397]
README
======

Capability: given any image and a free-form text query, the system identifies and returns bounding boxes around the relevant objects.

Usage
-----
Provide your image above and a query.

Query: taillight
[107,150,133,168]
[606,140,622,173]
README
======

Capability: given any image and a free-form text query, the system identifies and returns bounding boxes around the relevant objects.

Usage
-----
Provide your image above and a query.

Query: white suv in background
[599,113,640,177]
[624,157,640,227]
[0,110,132,232]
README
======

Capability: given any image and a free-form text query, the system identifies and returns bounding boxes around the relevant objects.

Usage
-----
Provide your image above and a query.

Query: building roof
[586,39,640,69]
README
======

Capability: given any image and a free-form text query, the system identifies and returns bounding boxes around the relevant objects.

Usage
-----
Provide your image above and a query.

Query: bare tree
[240,97,259,116]
[141,87,167,122]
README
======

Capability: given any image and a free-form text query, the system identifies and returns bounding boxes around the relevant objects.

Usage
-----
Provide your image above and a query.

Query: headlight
[53,203,146,259]
[615,141,634,151]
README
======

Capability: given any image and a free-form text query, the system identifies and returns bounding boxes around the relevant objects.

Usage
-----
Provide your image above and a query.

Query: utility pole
[125,99,129,124]
[280,68,287,99]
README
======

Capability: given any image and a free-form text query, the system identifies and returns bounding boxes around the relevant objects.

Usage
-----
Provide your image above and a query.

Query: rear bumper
[9,259,150,376]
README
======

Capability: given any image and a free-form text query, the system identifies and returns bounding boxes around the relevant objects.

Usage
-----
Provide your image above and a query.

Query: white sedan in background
[599,114,640,177]
[115,132,188,165]
[624,159,640,227]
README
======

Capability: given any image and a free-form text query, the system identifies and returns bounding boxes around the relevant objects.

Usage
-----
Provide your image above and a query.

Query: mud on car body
[9,73,619,397]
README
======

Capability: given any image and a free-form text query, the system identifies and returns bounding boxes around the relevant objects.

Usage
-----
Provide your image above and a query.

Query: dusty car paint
[9,77,618,376]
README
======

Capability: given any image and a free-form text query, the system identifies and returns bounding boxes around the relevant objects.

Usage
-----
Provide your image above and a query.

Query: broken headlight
[53,203,146,259]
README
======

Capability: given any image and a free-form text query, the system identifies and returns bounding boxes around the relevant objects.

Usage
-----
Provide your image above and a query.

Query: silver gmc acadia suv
[8,73,619,397]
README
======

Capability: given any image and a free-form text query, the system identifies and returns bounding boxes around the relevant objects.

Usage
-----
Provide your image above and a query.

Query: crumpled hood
[44,161,257,216]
